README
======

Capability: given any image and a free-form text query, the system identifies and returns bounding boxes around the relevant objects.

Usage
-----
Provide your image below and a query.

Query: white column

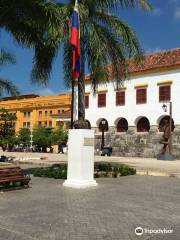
[63,129,97,188]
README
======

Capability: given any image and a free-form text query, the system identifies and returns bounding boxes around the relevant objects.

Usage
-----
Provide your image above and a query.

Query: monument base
[63,129,97,189]
[63,179,97,189]
[157,153,176,161]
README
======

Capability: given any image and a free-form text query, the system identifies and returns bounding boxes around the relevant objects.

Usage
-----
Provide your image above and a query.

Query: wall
[94,125,180,159]
[0,94,71,132]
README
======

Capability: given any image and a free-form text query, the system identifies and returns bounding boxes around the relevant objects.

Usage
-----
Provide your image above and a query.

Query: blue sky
[1,0,180,96]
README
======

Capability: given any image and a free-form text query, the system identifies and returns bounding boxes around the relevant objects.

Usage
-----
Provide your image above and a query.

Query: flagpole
[70,77,74,129]
[70,0,80,129]
[74,0,78,9]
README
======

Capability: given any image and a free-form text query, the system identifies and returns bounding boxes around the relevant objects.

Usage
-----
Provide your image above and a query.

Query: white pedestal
[63,129,98,189]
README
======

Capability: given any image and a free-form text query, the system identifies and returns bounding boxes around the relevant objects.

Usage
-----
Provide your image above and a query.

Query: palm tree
[29,0,152,123]
[0,0,152,121]
[0,49,19,96]
[0,0,62,81]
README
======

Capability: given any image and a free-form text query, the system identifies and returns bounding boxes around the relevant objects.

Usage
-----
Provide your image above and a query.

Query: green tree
[0,0,152,121]
[0,49,19,96]
[0,0,61,81]
[51,126,68,146]
[18,128,31,146]
[33,126,53,149]
[0,108,16,144]
[30,0,152,121]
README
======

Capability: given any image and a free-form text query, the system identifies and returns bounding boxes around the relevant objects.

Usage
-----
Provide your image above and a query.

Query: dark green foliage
[0,108,16,145]
[33,165,67,179]
[51,126,68,146]
[33,126,53,148]
[18,128,31,145]
[95,163,112,172]
[118,164,136,176]
[0,0,63,83]
[13,0,151,120]
[0,49,19,96]
[94,162,136,177]
[32,126,68,149]
[59,0,152,119]
[32,163,136,179]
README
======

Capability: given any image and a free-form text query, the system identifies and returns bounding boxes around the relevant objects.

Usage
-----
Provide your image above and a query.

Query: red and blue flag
[70,0,80,79]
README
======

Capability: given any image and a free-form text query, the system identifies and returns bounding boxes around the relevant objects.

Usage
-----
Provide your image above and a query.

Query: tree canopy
[0,49,20,96]
[0,108,16,144]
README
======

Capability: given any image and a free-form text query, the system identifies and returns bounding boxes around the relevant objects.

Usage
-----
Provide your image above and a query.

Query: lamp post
[30,112,33,152]
[101,120,106,150]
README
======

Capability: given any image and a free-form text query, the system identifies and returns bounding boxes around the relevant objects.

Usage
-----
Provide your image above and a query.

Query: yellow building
[0,94,71,133]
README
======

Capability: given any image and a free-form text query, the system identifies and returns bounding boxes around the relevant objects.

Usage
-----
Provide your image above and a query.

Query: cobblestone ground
[0,176,180,240]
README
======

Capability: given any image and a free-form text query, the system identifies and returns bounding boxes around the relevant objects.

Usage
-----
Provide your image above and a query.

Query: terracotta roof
[128,48,180,74]
[85,48,180,81]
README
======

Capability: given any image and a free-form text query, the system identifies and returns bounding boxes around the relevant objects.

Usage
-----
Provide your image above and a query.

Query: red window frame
[116,91,125,106]
[159,85,171,102]
[98,93,106,107]
[85,95,89,108]
[136,88,147,104]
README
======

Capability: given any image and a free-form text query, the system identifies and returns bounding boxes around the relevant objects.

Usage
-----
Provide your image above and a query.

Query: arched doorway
[137,117,150,132]
[116,118,128,132]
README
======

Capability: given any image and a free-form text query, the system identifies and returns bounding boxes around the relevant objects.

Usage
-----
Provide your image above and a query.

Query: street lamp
[162,104,167,112]
[30,112,33,152]
[101,119,106,150]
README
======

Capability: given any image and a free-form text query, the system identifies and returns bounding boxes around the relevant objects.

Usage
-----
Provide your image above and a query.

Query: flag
[70,0,80,79]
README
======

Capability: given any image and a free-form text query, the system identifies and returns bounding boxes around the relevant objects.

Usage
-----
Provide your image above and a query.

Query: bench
[0,166,31,188]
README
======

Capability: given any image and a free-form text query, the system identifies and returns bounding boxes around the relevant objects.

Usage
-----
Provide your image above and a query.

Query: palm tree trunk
[78,45,85,120]
[70,79,74,128]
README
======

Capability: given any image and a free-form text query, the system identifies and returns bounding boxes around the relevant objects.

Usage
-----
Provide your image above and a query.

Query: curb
[137,170,180,178]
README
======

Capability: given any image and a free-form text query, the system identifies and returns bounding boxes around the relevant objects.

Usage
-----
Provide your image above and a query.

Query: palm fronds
[0,78,20,96]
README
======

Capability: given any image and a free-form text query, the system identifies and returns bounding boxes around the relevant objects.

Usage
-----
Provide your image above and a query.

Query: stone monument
[63,120,98,188]
[157,119,175,160]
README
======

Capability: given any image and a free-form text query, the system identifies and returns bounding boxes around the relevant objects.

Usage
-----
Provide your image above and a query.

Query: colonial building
[75,48,180,159]
[0,94,71,132]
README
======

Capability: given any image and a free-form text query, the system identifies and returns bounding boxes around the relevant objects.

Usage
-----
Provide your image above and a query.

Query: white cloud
[36,88,58,96]
[152,8,162,16]
[174,7,180,19]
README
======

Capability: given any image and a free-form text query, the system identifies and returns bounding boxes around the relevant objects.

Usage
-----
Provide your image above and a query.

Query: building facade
[75,48,180,158]
[0,94,71,133]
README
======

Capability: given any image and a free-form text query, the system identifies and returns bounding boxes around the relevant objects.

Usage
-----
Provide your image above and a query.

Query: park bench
[0,166,31,188]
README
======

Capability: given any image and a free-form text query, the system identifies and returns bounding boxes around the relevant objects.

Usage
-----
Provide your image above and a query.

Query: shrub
[32,165,67,179]
[32,163,136,179]
[95,163,112,172]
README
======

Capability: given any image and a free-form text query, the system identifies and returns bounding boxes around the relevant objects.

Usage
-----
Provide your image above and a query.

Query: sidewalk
[3,151,180,177]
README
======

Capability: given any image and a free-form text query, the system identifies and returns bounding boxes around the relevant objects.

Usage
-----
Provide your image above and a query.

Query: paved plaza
[0,175,180,240]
